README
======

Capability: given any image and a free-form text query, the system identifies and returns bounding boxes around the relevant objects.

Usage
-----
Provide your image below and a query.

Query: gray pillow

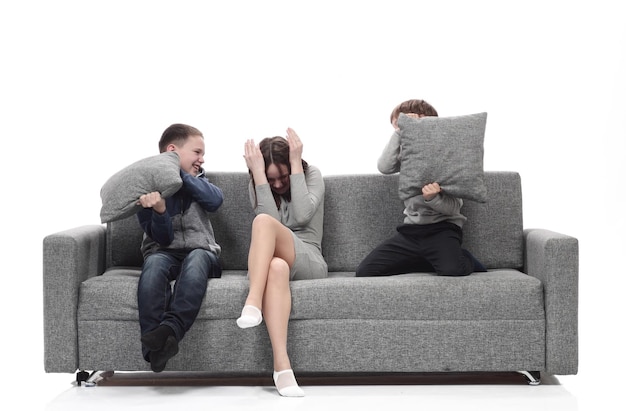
[398,112,488,203]
[100,151,182,223]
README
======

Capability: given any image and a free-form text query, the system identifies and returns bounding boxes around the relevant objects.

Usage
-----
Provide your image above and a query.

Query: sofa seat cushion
[78,268,249,322]
[290,270,543,321]
[78,269,543,323]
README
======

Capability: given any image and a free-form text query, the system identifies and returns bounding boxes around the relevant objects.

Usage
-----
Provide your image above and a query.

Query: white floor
[12,370,618,411]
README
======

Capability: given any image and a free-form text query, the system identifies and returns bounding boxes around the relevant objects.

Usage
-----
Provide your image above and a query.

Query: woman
[238,128,327,397]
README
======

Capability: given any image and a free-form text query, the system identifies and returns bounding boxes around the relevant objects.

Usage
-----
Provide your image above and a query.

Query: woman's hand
[243,139,268,184]
[286,128,304,174]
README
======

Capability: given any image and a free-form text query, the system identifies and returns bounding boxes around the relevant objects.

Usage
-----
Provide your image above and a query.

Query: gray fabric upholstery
[107,172,254,270]
[99,151,182,223]
[322,174,404,271]
[462,172,524,269]
[80,270,543,322]
[43,171,578,377]
[398,112,488,203]
[321,172,523,270]
[524,228,579,375]
[43,225,106,372]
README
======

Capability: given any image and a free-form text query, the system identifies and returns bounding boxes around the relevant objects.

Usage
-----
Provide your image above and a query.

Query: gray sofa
[43,171,578,385]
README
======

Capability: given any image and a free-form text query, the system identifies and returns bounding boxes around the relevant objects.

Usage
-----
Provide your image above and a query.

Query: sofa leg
[76,370,112,387]
[517,371,541,385]
[76,370,90,386]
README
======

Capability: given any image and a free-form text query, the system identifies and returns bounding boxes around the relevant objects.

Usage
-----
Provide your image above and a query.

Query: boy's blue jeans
[137,249,221,359]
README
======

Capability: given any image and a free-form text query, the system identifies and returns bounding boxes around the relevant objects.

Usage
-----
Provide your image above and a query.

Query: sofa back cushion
[461,171,524,269]
[321,171,523,271]
[107,171,523,271]
[107,172,255,270]
[321,174,405,271]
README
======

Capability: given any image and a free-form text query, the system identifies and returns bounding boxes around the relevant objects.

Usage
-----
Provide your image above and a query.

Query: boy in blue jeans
[137,123,223,372]
[356,99,485,278]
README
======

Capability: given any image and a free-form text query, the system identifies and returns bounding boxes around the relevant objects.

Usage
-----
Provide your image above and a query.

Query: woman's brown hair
[250,136,309,208]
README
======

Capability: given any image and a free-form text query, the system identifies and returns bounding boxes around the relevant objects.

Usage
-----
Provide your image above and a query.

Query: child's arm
[180,170,224,212]
[377,131,402,174]
[137,193,174,246]
[422,183,463,215]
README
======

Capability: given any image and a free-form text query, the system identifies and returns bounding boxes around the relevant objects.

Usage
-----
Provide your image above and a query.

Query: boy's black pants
[356,221,481,277]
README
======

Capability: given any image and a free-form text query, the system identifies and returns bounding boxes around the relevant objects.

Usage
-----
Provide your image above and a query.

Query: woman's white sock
[273,369,305,397]
[236,305,263,329]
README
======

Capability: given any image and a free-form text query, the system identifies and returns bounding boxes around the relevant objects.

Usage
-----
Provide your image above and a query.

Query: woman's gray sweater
[248,165,325,251]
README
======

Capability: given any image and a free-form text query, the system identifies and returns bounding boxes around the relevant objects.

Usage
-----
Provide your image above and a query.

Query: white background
[1,0,624,406]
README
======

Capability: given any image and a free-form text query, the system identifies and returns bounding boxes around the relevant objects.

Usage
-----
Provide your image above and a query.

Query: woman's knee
[252,213,279,231]
[267,257,290,284]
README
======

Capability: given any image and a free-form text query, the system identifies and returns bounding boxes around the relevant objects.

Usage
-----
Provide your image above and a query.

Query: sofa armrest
[43,225,106,373]
[523,228,578,375]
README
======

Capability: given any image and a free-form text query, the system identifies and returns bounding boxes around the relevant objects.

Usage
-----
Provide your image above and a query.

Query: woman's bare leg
[244,214,295,310]
[263,257,292,371]
[264,257,303,396]
[237,214,303,395]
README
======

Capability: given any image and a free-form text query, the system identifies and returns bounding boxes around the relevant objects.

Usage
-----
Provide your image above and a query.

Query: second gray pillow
[398,112,487,203]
